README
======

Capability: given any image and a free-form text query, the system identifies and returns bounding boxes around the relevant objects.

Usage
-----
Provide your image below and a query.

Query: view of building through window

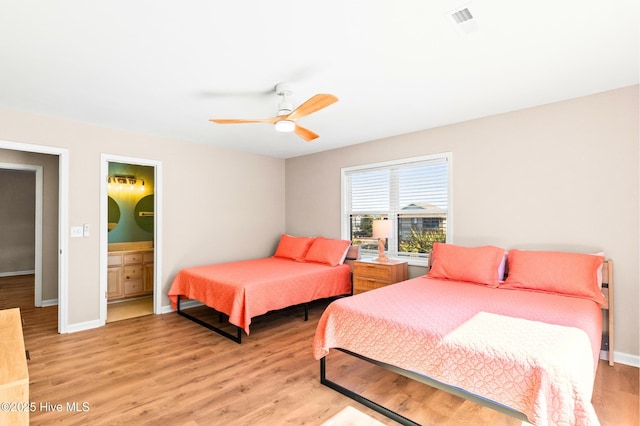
[343,154,450,260]
[349,210,447,256]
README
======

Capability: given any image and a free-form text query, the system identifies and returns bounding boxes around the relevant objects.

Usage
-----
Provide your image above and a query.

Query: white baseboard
[161,300,203,314]
[160,304,174,314]
[602,350,640,368]
[41,298,58,307]
[64,319,104,334]
[613,351,640,368]
[0,270,35,277]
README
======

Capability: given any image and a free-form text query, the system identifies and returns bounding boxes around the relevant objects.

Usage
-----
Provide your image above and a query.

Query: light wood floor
[1,275,638,425]
[107,296,153,323]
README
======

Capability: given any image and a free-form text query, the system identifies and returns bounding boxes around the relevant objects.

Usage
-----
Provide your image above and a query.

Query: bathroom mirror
[134,195,154,232]
[107,196,121,232]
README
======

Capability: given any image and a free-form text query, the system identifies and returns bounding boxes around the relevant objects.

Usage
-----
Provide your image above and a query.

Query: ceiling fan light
[275,120,295,133]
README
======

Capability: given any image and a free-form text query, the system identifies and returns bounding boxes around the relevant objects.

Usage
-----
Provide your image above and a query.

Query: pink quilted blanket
[313,277,602,426]
[169,257,351,334]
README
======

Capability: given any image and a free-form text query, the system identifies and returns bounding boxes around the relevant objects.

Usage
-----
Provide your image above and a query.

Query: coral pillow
[592,251,604,288]
[273,234,315,261]
[501,250,606,306]
[304,238,352,267]
[427,243,506,287]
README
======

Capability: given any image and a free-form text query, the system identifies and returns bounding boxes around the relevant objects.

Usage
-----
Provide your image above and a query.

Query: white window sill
[397,257,429,268]
[360,252,430,268]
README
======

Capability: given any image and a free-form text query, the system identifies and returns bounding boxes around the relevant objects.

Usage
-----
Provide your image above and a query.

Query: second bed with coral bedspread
[168,235,355,342]
[169,256,351,335]
[314,244,609,426]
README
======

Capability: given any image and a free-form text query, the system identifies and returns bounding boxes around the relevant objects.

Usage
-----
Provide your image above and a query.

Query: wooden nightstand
[353,259,408,294]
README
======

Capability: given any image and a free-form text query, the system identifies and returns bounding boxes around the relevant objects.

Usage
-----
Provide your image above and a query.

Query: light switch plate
[83,223,90,237]
[70,226,83,238]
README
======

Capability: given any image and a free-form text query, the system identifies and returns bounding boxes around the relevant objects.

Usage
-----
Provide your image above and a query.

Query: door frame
[0,139,69,333]
[0,163,43,306]
[100,154,162,323]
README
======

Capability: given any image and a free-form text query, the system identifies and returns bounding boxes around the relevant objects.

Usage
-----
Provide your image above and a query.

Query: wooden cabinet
[353,259,408,294]
[143,251,154,293]
[107,252,124,299]
[107,249,153,301]
[0,308,29,426]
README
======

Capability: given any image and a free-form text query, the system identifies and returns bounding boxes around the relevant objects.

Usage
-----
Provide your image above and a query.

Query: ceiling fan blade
[287,94,338,121]
[210,117,279,124]
[294,125,319,142]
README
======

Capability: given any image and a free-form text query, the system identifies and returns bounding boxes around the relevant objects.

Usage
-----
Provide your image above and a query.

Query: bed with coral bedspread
[169,235,355,342]
[313,244,610,426]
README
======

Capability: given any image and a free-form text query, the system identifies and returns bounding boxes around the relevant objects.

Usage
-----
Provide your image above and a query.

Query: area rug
[321,406,386,426]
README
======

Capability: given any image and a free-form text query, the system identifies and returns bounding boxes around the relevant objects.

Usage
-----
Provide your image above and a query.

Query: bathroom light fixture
[108,175,146,192]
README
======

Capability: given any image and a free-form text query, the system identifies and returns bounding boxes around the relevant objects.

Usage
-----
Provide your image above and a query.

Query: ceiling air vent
[451,8,473,24]
[447,4,478,34]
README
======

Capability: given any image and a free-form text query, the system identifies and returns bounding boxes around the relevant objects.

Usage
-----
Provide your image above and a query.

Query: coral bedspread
[313,276,603,426]
[169,257,351,334]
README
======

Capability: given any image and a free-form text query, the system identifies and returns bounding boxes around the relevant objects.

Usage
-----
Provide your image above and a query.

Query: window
[342,153,451,265]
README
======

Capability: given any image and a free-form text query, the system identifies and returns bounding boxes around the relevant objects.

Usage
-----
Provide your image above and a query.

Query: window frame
[341,152,452,267]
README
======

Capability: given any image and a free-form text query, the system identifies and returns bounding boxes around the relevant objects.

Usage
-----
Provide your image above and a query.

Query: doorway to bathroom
[100,154,162,324]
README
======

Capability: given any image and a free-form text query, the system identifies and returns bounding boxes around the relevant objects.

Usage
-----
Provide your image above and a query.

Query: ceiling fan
[209,83,338,142]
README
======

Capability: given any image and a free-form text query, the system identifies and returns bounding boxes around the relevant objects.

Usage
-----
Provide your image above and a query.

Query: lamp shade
[372,219,391,238]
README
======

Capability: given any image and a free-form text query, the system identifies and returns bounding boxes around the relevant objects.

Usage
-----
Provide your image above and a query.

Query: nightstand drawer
[354,277,390,294]
[353,262,393,280]
[352,259,408,294]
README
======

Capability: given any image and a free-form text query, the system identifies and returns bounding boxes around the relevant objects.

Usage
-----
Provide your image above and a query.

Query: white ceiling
[0,1,638,159]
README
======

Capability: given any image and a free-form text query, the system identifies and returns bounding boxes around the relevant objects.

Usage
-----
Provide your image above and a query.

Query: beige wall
[0,108,286,325]
[285,85,639,361]
[0,151,59,301]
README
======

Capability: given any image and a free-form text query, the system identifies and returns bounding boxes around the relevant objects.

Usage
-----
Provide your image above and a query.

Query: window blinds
[345,156,448,214]
[343,154,450,260]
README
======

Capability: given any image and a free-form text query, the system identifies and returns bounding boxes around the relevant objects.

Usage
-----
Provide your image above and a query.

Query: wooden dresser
[0,308,29,425]
[353,259,408,294]
[108,242,154,301]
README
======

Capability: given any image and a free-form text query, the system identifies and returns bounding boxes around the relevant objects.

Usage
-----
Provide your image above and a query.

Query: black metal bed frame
[174,251,359,344]
[175,295,313,344]
[320,348,531,426]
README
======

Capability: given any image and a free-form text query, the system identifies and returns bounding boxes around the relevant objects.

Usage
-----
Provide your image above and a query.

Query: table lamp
[372,219,391,263]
